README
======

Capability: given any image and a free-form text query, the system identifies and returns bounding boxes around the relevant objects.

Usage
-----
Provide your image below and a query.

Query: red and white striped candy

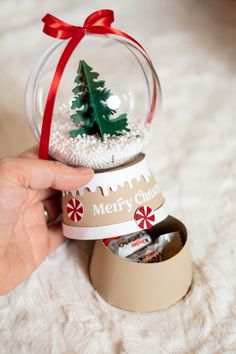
[134,206,155,229]
[67,198,84,222]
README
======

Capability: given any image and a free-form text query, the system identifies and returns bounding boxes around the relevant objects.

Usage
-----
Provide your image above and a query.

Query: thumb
[0,158,94,191]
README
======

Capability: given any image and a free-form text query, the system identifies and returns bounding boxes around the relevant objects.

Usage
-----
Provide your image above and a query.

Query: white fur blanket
[0,0,236,353]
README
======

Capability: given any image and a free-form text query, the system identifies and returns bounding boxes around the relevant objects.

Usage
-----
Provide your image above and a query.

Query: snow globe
[26,11,192,311]
[26,24,170,239]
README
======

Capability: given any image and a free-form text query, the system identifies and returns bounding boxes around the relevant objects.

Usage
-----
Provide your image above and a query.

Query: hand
[0,147,94,295]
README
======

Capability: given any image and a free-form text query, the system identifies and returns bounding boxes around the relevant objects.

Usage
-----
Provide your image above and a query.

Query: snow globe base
[90,216,192,312]
[62,154,169,240]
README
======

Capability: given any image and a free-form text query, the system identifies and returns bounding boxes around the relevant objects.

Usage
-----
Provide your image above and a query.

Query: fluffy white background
[0,0,236,353]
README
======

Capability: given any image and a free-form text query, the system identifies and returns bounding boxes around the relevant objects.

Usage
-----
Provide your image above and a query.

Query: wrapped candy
[104,231,152,258]
[128,242,163,263]
[104,231,184,263]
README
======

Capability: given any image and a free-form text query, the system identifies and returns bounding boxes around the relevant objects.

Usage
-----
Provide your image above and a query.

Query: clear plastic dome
[26,34,161,170]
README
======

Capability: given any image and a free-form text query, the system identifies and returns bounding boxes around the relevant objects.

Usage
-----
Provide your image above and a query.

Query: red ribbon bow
[39,10,156,160]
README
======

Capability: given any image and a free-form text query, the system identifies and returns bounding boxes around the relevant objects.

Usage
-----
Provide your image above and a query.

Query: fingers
[36,188,59,203]
[18,146,58,201]
[43,194,62,225]
[0,157,94,191]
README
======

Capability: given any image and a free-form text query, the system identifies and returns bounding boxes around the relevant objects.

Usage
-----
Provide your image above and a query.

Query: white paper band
[63,201,169,240]
[63,153,152,197]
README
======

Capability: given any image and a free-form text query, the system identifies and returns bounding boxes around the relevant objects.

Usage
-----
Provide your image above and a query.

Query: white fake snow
[47,116,150,170]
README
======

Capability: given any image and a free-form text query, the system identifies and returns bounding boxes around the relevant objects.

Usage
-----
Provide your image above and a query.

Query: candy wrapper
[128,242,163,263]
[104,231,152,258]
[160,231,184,261]
[104,231,184,263]
[129,231,183,263]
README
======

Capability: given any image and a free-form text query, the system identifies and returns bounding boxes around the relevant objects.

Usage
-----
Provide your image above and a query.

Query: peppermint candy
[134,206,155,229]
[67,198,84,222]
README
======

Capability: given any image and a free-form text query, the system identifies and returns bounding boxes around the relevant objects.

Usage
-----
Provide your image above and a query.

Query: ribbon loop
[83,9,114,29]
[42,14,82,39]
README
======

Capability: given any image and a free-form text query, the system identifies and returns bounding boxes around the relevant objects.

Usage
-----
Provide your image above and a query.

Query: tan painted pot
[62,154,169,240]
[90,216,192,312]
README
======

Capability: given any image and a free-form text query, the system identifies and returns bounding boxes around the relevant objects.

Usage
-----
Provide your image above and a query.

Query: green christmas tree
[69,60,130,139]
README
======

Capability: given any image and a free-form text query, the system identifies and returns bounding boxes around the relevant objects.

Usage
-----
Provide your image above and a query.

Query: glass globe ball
[26,34,161,170]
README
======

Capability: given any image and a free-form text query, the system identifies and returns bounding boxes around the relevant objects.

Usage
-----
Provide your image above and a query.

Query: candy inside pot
[103,231,184,263]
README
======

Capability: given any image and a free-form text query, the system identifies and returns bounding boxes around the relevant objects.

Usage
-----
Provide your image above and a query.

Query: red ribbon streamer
[39,9,157,160]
